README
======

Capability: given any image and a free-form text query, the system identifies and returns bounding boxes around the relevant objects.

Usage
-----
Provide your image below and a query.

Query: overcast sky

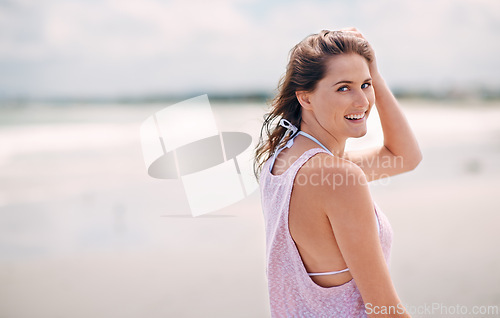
[1,0,499,98]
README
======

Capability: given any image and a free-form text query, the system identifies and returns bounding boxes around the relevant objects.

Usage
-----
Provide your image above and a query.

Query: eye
[361,82,371,89]
[337,86,349,92]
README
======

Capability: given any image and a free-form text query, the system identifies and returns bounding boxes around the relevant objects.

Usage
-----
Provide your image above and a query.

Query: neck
[300,119,347,157]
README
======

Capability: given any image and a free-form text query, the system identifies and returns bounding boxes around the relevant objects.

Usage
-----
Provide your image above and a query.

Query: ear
[296,90,313,110]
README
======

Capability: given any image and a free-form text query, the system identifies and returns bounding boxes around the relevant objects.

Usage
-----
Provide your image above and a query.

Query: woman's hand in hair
[341,27,423,178]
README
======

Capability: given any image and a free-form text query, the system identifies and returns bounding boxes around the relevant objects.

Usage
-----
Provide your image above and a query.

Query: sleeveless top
[259,145,394,317]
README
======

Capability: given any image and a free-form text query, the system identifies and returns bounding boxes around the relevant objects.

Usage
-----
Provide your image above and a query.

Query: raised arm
[342,28,422,181]
[322,159,411,317]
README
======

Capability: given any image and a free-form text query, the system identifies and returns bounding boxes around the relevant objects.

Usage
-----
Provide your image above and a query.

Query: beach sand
[0,100,499,317]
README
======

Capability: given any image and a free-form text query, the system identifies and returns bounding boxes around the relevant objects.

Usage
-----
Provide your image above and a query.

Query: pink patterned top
[259,148,393,317]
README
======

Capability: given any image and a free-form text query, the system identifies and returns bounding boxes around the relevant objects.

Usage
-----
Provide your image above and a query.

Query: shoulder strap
[269,119,337,172]
[297,131,334,156]
[269,119,299,172]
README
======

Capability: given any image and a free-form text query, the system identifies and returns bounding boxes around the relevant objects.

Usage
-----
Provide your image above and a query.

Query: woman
[254,28,422,317]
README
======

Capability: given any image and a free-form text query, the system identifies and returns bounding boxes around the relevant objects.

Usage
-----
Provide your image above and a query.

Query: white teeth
[345,113,365,120]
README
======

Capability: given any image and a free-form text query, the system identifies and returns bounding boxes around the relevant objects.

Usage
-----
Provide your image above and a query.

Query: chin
[351,129,368,138]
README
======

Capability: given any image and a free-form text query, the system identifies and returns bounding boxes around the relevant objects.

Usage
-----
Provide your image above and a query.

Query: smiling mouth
[344,112,367,121]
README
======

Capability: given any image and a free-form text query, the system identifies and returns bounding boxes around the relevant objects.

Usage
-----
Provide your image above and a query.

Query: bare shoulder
[294,152,373,221]
[296,153,368,191]
[327,166,374,237]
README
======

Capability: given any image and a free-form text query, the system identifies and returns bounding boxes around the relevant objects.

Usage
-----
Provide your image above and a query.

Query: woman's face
[305,53,375,140]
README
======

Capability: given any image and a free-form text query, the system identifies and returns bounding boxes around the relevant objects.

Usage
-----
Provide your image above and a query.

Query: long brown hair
[253,30,373,177]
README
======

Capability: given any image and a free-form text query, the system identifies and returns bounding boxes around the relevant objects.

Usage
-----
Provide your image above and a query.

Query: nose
[353,89,370,109]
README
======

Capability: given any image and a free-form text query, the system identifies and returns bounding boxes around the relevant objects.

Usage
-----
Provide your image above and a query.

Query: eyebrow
[333,78,372,86]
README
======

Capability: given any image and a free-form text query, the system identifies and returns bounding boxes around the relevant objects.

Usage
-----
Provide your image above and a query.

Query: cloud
[0,0,499,97]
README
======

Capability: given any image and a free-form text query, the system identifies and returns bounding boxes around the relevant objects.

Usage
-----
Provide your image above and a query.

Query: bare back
[271,135,353,287]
